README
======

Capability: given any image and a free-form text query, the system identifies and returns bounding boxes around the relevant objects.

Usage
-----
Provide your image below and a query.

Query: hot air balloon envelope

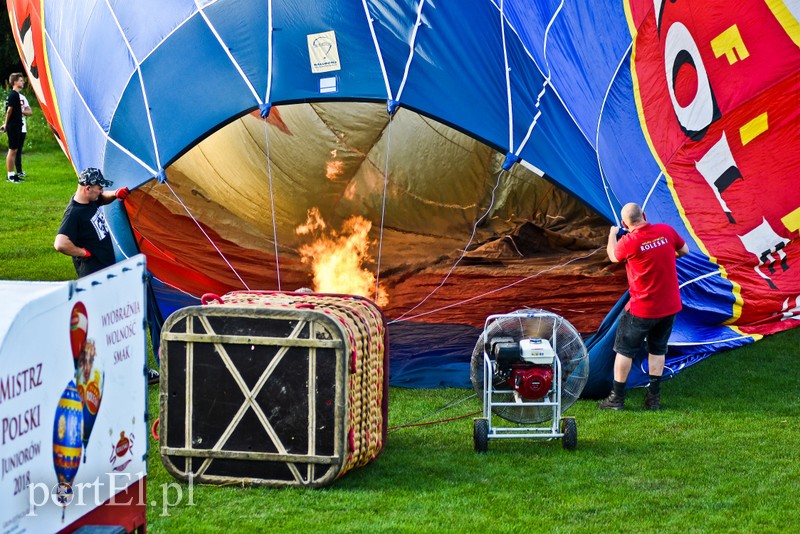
[10,0,800,393]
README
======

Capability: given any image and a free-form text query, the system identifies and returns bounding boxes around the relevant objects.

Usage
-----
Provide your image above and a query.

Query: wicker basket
[159,291,388,487]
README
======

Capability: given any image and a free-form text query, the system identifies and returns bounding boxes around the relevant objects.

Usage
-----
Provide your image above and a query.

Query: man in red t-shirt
[598,203,689,411]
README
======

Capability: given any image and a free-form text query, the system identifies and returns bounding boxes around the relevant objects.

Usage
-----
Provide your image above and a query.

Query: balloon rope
[389,410,482,431]
[500,0,515,151]
[394,0,427,101]
[265,117,282,290]
[361,0,394,100]
[595,40,634,227]
[542,1,565,75]
[392,168,507,322]
[374,112,393,302]
[39,22,157,177]
[149,272,201,300]
[195,3,263,104]
[641,170,664,211]
[162,180,251,290]
[105,0,164,170]
[106,222,130,261]
[265,0,274,102]
[388,393,478,432]
[388,247,603,324]
[123,228,204,300]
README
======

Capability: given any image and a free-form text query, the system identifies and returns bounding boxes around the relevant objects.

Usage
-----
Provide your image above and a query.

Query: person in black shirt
[1,73,26,183]
[54,168,160,384]
[54,167,130,277]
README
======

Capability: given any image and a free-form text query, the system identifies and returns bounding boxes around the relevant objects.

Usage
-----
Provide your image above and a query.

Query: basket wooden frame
[159,305,353,487]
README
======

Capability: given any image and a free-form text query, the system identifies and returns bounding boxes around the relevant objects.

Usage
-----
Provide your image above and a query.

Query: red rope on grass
[388,410,482,432]
[151,418,160,441]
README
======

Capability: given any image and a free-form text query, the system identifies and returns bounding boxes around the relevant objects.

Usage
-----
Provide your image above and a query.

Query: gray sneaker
[597,391,625,410]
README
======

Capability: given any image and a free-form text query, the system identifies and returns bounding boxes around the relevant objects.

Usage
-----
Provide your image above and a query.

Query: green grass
[3,121,800,532]
[0,90,76,281]
[142,335,800,533]
[0,150,77,280]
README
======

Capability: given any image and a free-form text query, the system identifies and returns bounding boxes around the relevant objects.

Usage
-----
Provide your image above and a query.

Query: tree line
[1,13,25,86]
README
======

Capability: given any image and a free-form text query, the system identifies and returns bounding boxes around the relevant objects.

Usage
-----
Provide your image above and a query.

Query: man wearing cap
[55,167,160,385]
[54,167,130,277]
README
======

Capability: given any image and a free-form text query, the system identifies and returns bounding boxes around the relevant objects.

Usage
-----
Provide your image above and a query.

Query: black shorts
[6,127,23,150]
[613,309,676,358]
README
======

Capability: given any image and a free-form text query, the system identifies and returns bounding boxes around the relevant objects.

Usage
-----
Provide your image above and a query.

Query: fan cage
[470,309,589,424]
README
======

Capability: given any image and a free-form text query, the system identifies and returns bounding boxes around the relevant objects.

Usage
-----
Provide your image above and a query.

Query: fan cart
[471,310,589,452]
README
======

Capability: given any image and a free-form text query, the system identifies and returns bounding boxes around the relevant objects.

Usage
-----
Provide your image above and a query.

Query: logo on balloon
[307,30,341,73]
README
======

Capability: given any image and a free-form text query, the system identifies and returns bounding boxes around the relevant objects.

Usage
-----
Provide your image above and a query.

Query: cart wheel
[474,418,489,453]
[561,417,577,451]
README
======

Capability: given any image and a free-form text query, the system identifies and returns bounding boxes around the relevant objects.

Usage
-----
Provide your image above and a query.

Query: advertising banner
[0,256,148,533]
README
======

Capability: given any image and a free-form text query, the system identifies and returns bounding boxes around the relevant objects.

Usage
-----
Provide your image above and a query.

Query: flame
[296,208,388,306]
[326,149,345,181]
[326,160,345,181]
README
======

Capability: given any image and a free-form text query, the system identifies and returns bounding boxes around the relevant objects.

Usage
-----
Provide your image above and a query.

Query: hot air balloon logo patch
[308,30,341,73]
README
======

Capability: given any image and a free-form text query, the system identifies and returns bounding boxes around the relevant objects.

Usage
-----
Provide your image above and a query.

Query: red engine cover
[507,364,553,400]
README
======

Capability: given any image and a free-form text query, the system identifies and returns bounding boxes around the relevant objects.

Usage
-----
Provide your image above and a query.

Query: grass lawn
[0,150,77,280]
[145,331,800,533]
[3,143,799,533]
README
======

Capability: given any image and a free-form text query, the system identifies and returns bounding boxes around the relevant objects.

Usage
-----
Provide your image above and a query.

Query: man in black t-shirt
[55,168,160,385]
[1,73,26,183]
[54,168,130,277]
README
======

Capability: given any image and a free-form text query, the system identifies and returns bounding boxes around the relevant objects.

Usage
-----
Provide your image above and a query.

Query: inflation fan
[470,309,589,452]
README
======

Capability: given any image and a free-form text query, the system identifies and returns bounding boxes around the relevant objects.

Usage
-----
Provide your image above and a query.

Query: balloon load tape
[159,290,388,487]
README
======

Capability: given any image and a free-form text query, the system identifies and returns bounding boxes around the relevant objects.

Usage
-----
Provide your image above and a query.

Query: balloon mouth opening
[123,102,624,331]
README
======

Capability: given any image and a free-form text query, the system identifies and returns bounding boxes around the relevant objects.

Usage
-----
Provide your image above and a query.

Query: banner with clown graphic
[0,256,147,533]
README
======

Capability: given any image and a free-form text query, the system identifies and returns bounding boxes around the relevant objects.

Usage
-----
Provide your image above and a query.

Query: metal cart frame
[473,311,577,452]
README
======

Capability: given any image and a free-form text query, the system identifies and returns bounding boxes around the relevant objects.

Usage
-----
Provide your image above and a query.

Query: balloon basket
[158,291,388,488]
